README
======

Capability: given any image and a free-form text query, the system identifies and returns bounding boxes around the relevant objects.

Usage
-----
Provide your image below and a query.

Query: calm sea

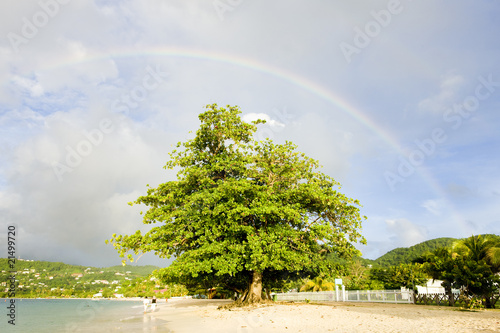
[0,299,171,332]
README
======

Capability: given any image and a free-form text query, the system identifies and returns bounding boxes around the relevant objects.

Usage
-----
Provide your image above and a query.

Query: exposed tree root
[218,298,275,310]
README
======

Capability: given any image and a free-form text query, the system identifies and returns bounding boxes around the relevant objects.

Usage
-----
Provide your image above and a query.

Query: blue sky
[0,0,499,267]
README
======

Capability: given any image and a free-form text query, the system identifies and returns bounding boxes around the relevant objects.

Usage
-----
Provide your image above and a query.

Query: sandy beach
[145,299,500,333]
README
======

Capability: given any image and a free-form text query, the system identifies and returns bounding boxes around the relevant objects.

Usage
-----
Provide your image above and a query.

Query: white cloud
[11,75,44,97]
[242,112,285,128]
[0,105,180,265]
[421,199,443,216]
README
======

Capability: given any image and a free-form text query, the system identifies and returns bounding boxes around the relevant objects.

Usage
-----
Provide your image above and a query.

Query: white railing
[273,289,414,304]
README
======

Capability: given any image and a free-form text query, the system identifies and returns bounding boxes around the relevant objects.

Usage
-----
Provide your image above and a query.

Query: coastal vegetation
[417,234,500,308]
[2,234,499,307]
[0,259,187,298]
[326,235,500,308]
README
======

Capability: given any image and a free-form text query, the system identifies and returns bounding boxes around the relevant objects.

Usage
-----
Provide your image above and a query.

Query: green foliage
[300,277,335,292]
[370,263,427,290]
[459,294,485,311]
[451,256,499,297]
[108,104,366,302]
[341,258,369,290]
[417,247,456,296]
[101,288,114,298]
[451,235,500,308]
[453,234,500,270]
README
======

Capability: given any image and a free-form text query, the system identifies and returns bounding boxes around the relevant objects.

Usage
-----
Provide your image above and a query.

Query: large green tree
[108,104,366,304]
[452,235,500,308]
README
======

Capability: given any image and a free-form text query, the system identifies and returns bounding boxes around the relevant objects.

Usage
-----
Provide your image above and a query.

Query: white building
[416,280,460,294]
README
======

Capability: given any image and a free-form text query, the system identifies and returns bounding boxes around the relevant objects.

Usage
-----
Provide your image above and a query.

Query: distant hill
[0,258,162,298]
[369,234,500,267]
[0,258,159,277]
[371,237,456,267]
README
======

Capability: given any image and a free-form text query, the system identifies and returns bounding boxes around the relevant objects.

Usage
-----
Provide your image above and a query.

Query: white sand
[146,299,500,333]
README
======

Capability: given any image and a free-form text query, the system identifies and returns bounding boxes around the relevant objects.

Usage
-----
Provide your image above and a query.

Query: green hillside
[372,237,456,267]
[0,259,88,274]
[370,234,500,267]
[0,258,162,298]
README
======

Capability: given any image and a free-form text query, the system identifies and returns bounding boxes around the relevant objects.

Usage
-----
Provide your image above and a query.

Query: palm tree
[453,235,500,270]
[300,277,335,292]
[452,235,500,308]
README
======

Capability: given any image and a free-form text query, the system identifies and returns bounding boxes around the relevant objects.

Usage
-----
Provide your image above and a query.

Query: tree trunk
[444,282,453,306]
[484,295,492,309]
[228,271,265,307]
[246,271,263,304]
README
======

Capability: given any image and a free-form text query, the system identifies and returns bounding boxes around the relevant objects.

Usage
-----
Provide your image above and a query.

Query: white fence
[273,289,413,304]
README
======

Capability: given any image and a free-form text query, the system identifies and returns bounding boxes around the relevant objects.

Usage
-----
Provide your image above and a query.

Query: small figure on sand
[143,296,151,313]
[151,296,157,311]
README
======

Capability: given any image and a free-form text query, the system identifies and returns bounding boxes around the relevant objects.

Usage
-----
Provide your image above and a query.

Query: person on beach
[143,296,151,313]
[151,296,157,311]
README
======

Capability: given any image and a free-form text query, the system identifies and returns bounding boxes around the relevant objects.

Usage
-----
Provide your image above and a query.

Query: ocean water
[0,299,171,333]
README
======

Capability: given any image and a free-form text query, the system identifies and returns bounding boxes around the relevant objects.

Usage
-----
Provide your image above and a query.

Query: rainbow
[41,46,466,234]
[44,46,403,151]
